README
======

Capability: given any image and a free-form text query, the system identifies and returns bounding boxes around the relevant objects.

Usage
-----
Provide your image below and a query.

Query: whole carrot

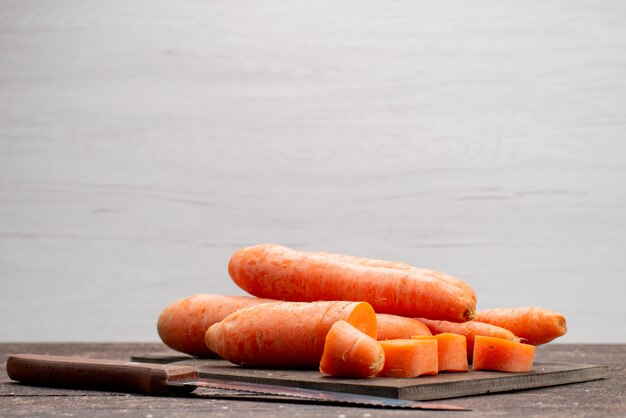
[318,252,476,302]
[157,294,276,357]
[416,318,519,361]
[320,320,385,378]
[229,243,476,322]
[475,306,567,345]
[205,300,377,368]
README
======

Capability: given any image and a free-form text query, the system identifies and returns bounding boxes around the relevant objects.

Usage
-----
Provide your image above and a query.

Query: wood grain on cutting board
[132,354,608,401]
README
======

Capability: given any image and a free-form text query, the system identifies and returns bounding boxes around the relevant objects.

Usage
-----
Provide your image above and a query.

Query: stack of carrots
[157,243,567,378]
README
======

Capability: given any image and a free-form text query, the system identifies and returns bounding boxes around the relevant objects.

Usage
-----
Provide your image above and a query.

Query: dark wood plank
[130,352,195,364]
[135,356,607,401]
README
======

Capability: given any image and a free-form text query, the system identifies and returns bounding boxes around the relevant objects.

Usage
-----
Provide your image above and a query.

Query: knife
[6,354,466,410]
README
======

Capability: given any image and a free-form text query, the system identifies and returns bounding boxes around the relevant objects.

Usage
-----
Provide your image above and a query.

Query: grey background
[1,0,625,343]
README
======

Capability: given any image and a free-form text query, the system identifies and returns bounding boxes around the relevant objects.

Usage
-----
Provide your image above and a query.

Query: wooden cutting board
[132,353,608,401]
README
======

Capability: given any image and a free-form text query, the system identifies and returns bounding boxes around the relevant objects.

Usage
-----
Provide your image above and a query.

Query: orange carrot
[413,333,468,372]
[377,339,438,378]
[475,307,567,345]
[376,313,432,340]
[416,318,519,361]
[319,321,385,378]
[157,294,276,357]
[229,243,476,322]
[472,335,535,372]
[319,252,477,302]
[205,301,377,368]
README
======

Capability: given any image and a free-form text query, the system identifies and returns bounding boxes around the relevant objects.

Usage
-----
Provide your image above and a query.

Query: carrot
[475,306,567,345]
[319,252,477,302]
[319,321,385,378]
[472,335,535,372]
[157,294,276,357]
[376,313,432,340]
[413,333,468,372]
[416,318,519,362]
[205,300,377,368]
[377,339,438,378]
[228,243,476,322]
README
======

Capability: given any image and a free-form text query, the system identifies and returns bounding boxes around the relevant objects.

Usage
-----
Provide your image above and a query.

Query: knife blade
[6,354,467,410]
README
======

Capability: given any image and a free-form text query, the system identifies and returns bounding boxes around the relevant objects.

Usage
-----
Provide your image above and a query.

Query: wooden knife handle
[6,354,198,396]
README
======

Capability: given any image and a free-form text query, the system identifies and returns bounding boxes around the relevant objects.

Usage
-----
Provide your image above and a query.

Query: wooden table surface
[0,343,624,417]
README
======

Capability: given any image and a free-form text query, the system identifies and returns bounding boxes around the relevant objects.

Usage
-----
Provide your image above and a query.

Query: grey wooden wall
[1,0,625,342]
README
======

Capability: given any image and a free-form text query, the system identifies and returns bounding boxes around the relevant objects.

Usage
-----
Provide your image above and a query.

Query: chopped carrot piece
[472,335,535,372]
[417,318,520,362]
[376,313,432,340]
[377,339,438,378]
[414,333,468,372]
[319,321,385,378]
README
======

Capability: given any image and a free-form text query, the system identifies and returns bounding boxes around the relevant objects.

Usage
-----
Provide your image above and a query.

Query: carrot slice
[475,306,567,345]
[413,333,468,372]
[319,321,385,378]
[205,300,377,368]
[377,339,438,378]
[157,294,276,357]
[376,314,432,340]
[416,318,519,362]
[472,335,535,372]
[228,243,476,322]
